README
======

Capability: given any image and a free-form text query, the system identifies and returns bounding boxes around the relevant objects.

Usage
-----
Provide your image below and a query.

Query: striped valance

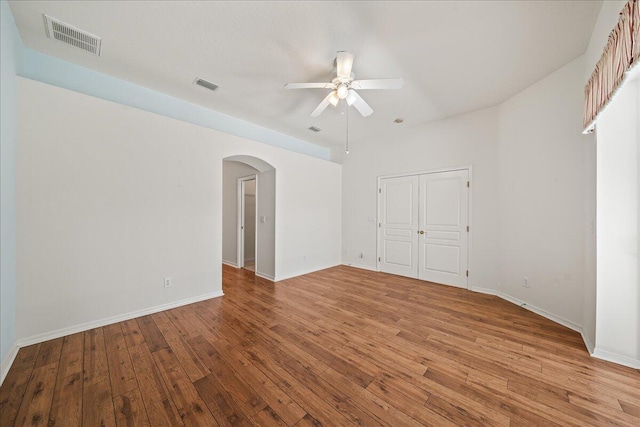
[583,0,639,133]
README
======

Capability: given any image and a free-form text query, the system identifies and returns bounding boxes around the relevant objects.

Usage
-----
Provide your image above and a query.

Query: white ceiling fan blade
[351,78,404,90]
[348,89,373,117]
[336,51,354,79]
[310,92,335,117]
[285,82,334,89]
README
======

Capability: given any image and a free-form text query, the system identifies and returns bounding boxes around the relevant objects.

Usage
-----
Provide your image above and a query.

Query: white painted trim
[16,291,224,349]
[472,287,581,332]
[1,341,20,386]
[222,260,239,268]
[466,166,474,290]
[377,165,474,180]
[449,286,640,369]
[471,286,500,296]
[592,347,640,369]
[581,331,595,355]
[274,263,341,282]
[342,262,379,272]
[377,165,473,289]
[255,271,275,281]
[237,174,257,269]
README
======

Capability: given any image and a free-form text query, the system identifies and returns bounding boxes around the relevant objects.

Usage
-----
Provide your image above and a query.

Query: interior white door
[417,170,469,288]
[379,175,419,278]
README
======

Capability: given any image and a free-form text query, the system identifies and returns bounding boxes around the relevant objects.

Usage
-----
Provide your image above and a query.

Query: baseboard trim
[472,287,581,333]
[255,271,275,281]
[1,341,20,386]
[342,262,379,272]
[222,260,238,268]
[581,331,595,355]
[592,347,640,369]
[275,263,341,282]
[16,290,224,349]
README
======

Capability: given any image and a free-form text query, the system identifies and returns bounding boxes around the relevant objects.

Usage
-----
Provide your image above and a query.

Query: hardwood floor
[1,265,639,426]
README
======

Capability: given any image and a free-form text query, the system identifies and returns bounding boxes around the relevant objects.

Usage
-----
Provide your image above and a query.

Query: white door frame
[376,165,473,289]
[237,175,257,269]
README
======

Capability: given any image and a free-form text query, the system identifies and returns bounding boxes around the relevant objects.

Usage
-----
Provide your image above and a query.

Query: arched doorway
[222,156,276,280]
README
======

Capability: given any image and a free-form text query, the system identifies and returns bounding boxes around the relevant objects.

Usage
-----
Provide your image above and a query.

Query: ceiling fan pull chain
[346,104,350,155]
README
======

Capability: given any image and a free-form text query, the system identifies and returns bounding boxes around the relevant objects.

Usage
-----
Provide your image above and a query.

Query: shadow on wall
[222,155,276,281]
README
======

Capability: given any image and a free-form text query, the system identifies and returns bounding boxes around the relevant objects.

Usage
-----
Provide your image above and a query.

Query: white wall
[0,0,22,373]
[17,78,342,341]
[497,56,589,329]
[342,55,593,335]
[222,161,258,265]
[341,106,501,290]
[580,0,627,350]
[595,78,640,366]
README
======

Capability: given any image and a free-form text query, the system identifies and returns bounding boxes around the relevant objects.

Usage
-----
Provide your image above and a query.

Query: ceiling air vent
[193,77,220,93]
[308,126,322,133]
[44,15,102,56]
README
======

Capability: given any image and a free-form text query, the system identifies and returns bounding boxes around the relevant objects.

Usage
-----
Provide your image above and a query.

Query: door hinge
[466,270,469,277]
[467,181,470,188]
[466,225,469,232]
[378,257,381,262]
[378,222,381,228]
[379,188,382,194]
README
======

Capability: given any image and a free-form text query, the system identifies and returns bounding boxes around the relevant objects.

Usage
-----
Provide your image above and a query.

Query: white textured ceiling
[9,1,601,149]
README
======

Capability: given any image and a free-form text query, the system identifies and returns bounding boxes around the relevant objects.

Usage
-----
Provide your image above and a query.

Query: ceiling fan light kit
[284,51,404,118]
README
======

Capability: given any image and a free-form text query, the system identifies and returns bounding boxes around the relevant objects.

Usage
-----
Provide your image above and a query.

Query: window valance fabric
[583,0,639,133]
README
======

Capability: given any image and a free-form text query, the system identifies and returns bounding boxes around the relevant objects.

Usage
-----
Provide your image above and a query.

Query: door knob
[419,230,425,235]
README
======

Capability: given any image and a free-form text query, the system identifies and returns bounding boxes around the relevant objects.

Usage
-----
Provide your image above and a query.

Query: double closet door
[378,169,469,288]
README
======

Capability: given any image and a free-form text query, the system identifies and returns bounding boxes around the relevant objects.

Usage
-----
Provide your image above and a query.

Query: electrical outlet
[164,277,172,288]
[523,277,530,288]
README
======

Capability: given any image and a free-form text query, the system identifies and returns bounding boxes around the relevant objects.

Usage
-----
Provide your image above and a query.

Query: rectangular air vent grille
[44,15,102,56]
[308,126,322,132]
[193,77,220,92]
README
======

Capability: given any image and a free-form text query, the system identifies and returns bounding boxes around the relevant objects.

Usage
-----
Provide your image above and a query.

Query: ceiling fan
[285,51,404,117]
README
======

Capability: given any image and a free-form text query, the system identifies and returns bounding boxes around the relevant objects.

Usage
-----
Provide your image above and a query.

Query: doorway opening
[239,177,256,271]
[222,155,276,281]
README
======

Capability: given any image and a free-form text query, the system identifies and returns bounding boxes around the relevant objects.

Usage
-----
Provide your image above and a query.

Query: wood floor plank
[193,373,253,427]
[0,344,41,426]
[152,312,211,382]
[619,400,640,417]
[319,367,426,427]
[241,346,361,427]
[33,338,63,370]
[48,333,84,427]
[136,315,169,352]
[250,406,289,427]
[121,319,146,348]
[189,335,266,418]
[269,323,374,388]
[3,265,640,427]
[209,338,306,426]
[104,323,138,397]
[128,343,184,427]
[83,379,116,427]
[152,347,218,427]
[114,388,151,427]
[83,327,110,386]
[83,327,116,427]
[12,363,58,427]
